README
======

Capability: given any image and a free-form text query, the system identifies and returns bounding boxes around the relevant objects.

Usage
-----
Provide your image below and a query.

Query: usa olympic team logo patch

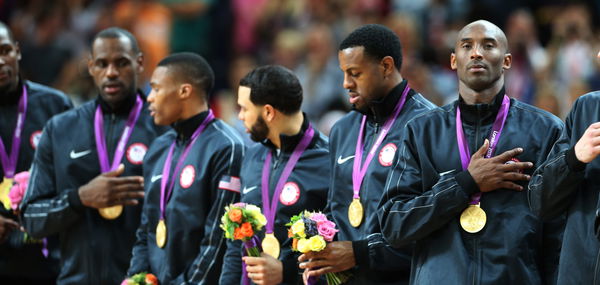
[279,182,300,206]
[30,130,42,149]
[180,165,196,188]
[378,143,397,167]
[126,143,148,165]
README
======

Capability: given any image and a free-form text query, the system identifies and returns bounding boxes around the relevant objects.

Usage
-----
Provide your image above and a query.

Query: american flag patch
[218,176,241,193]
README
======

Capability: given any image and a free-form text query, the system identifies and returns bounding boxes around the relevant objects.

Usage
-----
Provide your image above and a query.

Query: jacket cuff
[456,171,480,196]
[67,188,85,213]
[566,146,587,172]
[352,239,370,268]
[281,256,299,284]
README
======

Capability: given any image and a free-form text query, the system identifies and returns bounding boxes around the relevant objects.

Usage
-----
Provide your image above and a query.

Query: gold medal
[156,219,167,248]
[261,233,280,258]
[348,198,364,227]
[460,203,487,233]
[0,177,14,210]
[98,205,123,220]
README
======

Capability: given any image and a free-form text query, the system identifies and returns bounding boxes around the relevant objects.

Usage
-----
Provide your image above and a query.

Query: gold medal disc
[261,233,280,258]
[156,219,167,248]
[98,205,123,220]
[0,178,14,210]
[460,204,487,233]
[348,198,364,227]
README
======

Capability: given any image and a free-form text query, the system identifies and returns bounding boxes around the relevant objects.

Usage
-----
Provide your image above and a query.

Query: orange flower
[234,227,245,240]
[288,228,293,238]
[240,222,254,237]
[292,238,298,250]
[145,273,158,285]
[228,208,243,223]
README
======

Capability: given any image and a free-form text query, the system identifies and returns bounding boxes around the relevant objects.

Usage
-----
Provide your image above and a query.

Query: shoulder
[408,92,439,111]
[47,101,94,127]
[207,119,246,150]
[25,80,71,106]
[511,99,563,128]
[330,111,360,135]
[571,91,600,112]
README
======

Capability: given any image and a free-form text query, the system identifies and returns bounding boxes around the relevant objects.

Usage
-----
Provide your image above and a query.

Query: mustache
[467,61,488,69]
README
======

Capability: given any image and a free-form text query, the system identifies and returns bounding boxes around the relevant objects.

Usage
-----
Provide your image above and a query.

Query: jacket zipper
[475,107,481,152]
[106,114,116,163]
[594,249,600,285]
[472,238,479,285]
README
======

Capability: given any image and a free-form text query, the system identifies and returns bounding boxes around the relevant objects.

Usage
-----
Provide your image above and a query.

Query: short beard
[249,116,269,142]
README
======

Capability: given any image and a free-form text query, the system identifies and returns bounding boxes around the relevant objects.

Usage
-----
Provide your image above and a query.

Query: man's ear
[263,104,276,122]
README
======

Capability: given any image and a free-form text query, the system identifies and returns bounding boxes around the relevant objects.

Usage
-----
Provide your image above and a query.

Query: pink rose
[310,212,328,223]
[8,171,29,210]
[317,220,338,242]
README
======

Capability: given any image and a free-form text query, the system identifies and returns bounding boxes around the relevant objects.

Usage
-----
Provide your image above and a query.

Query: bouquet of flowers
[220,202,267,257]
[121,272,158,285]
[1,171,29,214]
[287,211,350,285]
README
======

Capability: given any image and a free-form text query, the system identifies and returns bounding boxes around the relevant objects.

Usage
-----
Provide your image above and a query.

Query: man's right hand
[0,215,19,243]
[78,164,144,209]
[468,139,533,192]
[575,122,600,163]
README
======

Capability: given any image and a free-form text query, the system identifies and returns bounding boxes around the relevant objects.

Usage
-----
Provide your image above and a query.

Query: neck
[368,73,403,113]
[269,111,304,149]
[179,102,209,122]
[459,79,504,105]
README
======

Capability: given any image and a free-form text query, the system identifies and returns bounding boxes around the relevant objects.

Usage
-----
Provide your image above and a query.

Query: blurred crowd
[1,0,599,136]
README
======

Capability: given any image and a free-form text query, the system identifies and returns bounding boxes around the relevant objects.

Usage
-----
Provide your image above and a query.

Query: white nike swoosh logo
[242,186,257,194]
[70,149,91,159]
[337,155,355,164]
[151,175,162,183]
[439,170,455,176]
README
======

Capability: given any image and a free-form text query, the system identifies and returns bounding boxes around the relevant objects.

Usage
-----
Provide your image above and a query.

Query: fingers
[299,259,328,270]
[0,217,19,229]
[242,256,265,266]
[307,266,335,277]
[499,161,533,172]
[473,139,490,158]
[298,252,317,262]
[497,181,525,191]
[104,164,125,177]
[494,147,524,162]
[112,182,144,194]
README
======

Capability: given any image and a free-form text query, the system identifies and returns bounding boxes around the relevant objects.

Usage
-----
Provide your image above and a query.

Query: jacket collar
[172,110,211,142]
[457,87,506,125]
[0,79,24,106]
[362,80,411,125]
[262,113,317,153]
[96,90,145,115]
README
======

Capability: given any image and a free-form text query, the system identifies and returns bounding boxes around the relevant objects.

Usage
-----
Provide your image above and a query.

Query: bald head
[457,20,508,53]
[0,21,15,43]
[451,20,511,103]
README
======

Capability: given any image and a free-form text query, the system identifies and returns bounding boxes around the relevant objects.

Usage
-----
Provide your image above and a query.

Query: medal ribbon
[261,124,315,234]
[94,94,143,172]
[241,235,261,285]
[0,85,27,178]
[352,84,410,199]
[456,95,510,204]
[159,110,214,220]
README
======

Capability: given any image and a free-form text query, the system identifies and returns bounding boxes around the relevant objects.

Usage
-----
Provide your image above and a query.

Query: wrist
[352,239,368,268]
[570,145,589,169]
[69,188,86,212]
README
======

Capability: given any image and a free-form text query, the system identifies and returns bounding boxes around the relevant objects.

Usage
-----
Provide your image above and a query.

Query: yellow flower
[291,220,306,238]
[297,238,310,253]
[245,205,267,228]
[308,235,326,252]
